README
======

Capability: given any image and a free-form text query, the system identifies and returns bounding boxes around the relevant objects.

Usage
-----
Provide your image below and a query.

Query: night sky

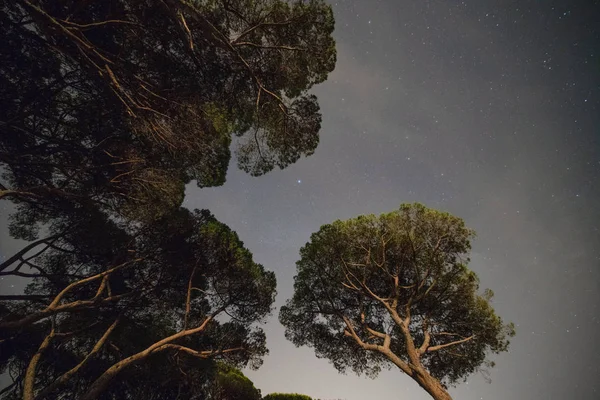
[2,0,600,399]
[184,1,600,399]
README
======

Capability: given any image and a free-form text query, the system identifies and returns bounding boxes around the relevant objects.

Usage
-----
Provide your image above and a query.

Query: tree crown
[280,203,515,387]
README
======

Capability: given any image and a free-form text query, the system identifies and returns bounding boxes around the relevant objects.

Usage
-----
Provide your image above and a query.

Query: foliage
[0,207,276,399]
[214,363,262,400]
[0,1,337,397]
[0,0,336,227]
[280,203,515,400]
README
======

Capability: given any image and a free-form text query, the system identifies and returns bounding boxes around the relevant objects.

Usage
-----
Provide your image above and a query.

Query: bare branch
[418,318,431,355]
[178,11,194,50]
[0,233,64,273]
[183,267,197,330]
[48,258,142,309]
[80,305,227,400]
[427,335,474,352]
[158,344,245,358]
[60,19,140,29]
[342,317,413,376]
[34,318,120,400]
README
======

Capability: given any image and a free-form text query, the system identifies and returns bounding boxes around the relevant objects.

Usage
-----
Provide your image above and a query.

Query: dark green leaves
[1,0,336,225]
[280,203,515,389]
[0,208,276,399]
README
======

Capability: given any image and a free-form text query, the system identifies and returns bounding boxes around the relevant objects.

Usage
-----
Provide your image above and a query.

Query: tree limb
[34,318,120,400]
[183,267,197,330]
[0,233,64,273]
[80,306,226,400]
[427,335,474,352]
[23,327,55,400]
[342,316,413,376]
[158,344,245,359]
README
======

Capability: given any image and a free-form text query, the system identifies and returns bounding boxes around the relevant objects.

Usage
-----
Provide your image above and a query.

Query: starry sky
[2,0,600,399]
[183,0,600,399]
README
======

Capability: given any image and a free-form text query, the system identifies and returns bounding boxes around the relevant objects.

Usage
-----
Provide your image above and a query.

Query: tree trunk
[413,369,453,400]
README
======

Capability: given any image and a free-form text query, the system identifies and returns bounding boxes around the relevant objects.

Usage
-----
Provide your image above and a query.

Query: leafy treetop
[280,203,515,400]
[1,0,336,226]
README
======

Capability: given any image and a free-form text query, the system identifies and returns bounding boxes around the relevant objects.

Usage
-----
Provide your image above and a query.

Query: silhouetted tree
[1,0,336,227]
[0,0,337,397]
[280,204,515,400]
[0,208,276,399]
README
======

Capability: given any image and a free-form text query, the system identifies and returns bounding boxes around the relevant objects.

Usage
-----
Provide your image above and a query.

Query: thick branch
[342,317,413,376]
[34,318,120,400]
[427,335,474,352]
[0,291,133,331]
[418,318,431,355]
[23,328,55,400]
[80,306,225,400]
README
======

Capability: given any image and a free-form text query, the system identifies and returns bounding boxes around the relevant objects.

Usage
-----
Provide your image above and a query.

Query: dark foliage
[0,207,276,399]
[0,0,337,398]
[280,204,515,400]
[0,0,336,227]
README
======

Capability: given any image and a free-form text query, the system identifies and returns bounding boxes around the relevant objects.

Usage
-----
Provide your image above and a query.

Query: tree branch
[34,318,120,400]
[342,316,413,376]
[48,259,142,309]
[418,318,431,355]
[233,42,305,51]
[23,327,55,400]
[159,344,245,358]
[183,267,197,330]
[0,233,64,273]
[427,335,474,352]
[80,306,226,400]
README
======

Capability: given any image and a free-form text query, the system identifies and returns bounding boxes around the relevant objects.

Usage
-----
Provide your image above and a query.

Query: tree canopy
[1,0,336,226]
[280,204,515,400]
[0,207,276,399]
[213,363,262,400]
[0,1,336,397]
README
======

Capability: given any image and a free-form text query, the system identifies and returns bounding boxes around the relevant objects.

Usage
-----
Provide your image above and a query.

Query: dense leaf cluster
[0,0,336,226]
[213,363,262,400]
[0,0,336,398]
[280,204,515,398]
[0,207,275,399]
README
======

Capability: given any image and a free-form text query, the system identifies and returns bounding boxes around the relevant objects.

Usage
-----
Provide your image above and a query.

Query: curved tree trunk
[413,368,453,400]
